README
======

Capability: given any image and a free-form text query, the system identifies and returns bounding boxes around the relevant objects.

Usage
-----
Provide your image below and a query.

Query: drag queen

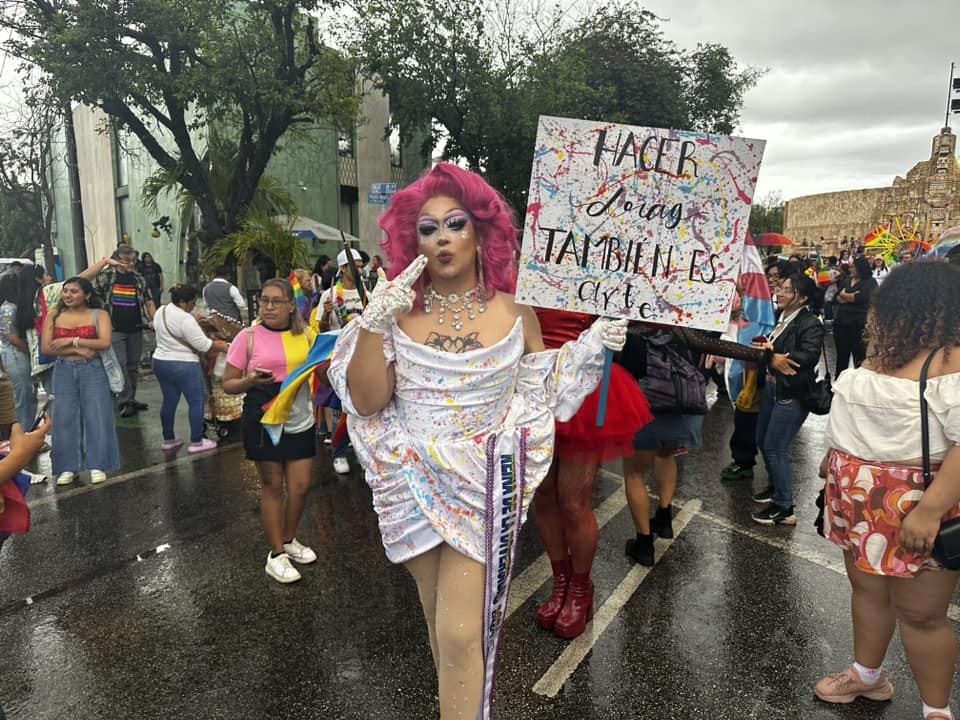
[328,163,626,719]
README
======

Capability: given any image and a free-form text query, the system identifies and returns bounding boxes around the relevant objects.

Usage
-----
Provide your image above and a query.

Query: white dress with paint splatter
[329,315,606,564]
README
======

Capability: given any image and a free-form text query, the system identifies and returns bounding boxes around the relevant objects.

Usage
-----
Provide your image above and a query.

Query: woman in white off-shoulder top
[814,261,960,720]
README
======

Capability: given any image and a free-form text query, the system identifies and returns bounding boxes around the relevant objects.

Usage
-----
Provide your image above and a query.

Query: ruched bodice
[329,314,607,564]
[393,318,523,442]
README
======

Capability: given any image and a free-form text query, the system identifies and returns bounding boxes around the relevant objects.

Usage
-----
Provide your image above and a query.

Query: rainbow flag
[260,331,339,446]
[288,270,309,319]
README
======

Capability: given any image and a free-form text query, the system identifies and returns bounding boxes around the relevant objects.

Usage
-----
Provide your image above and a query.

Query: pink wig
[379,163,519,298]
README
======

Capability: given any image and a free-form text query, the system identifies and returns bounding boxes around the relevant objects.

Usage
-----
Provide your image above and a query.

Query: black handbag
[803,334,832,416]
[919,347,960,570]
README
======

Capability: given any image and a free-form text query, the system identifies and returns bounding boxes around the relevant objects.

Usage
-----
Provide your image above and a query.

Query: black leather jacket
[763,308,825,400]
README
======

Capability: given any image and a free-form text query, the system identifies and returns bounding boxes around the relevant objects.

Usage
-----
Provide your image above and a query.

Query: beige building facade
[783,127,960,256]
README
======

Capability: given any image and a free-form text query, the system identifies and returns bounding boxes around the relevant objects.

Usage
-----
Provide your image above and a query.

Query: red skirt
[555,363,653,464]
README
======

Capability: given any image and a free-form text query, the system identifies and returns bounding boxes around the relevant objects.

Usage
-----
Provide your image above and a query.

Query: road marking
[532,499,702,698]
[696,508,960,623]
[27,442,241,508]
[507,478,629,619]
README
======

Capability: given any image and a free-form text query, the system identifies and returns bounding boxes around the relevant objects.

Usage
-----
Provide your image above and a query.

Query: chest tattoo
[424,331,484,353]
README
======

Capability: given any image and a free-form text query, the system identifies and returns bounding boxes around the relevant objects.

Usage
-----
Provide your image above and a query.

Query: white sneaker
[27,471,47,485]
[90,470,107,484]
[264,552,302,584]
[56,471,75,486]
[283,538,317,564]
[333,456,350,474]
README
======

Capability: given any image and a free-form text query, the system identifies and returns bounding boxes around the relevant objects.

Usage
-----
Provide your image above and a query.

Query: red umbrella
[752,232,793,247]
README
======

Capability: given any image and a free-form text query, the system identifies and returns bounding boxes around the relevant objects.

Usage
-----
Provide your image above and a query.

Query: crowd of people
[1,164,959,720]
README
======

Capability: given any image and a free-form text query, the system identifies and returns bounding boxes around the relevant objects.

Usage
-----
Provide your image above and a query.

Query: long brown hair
[259,278,306,334]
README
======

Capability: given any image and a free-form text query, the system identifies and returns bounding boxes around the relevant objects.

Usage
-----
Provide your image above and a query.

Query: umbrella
[926,226,960,259]
[751,232,793,247]
[271,215,360,245]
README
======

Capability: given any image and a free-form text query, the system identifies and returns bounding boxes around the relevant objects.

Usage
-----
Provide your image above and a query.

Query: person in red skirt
[532,308,653,639]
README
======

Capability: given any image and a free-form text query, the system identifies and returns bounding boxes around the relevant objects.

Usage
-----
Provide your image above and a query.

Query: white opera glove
[355,255,428,335]
[599,317,628,352]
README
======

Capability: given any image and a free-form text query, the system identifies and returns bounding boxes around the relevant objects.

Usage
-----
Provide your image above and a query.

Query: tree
[141,128,299,282]
[353,1,761,213]
[201,206,310,279]
[0,77,59,269]
[748,191,785,236]
[3,0,360,247]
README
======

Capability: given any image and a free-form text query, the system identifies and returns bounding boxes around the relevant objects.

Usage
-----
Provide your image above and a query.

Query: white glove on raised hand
[356,255,428,335]
[599,317,628,352]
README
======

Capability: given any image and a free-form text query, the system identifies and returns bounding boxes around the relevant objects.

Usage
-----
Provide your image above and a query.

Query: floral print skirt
[824,448,960,576]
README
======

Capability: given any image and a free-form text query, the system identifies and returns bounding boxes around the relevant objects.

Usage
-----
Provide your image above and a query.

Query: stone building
[783,127,960,256]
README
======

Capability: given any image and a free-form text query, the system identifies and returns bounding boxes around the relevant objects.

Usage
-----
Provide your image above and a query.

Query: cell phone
[255,368,273,379]
[31,393,54,431]
[752,335,768,344]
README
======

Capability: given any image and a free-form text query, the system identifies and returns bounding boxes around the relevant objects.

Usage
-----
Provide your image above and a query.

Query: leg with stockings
[553,460,599,638]
[532,461,570,629]
[406,543,485,720]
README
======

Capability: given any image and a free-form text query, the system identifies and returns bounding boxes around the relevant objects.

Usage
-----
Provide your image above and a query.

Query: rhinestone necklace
[423,286,487,331]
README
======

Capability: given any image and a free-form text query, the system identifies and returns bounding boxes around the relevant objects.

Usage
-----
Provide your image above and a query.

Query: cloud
[640,0,960,200]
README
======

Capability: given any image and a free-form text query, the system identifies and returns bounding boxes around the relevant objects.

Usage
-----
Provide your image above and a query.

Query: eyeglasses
[259,297,291,307]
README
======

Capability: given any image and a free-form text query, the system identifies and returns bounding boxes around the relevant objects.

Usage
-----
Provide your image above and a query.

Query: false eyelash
[444,215,468,232]
[418,221,441,236]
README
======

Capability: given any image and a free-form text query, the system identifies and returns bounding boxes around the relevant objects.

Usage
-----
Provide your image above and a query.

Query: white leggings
[405,543,485,719]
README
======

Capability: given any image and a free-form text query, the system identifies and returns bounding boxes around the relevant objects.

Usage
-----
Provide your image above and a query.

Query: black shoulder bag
[804,328,833,416]
[920,347,960,570]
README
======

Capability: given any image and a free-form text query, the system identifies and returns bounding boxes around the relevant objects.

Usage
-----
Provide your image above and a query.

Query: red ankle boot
[535,559,571,630]
[554,571,594,639]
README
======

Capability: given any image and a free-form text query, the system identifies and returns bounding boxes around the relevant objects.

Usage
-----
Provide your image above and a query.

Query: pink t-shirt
[225,325,313,381]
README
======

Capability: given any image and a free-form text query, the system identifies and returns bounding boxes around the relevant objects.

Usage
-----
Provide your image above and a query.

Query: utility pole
[62,101,88,271]
[947,61,960,130]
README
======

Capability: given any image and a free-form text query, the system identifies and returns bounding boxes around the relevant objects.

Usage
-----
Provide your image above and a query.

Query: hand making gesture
[356,255,428,335]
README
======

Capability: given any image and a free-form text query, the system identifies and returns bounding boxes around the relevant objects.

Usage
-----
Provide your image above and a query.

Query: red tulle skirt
[555,363,653,464]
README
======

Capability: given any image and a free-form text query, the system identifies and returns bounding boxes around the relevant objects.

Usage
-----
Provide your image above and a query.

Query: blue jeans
[756,383,809,508]
[152,358,206,443]
[51,357,120,474]
[1,345,35,430]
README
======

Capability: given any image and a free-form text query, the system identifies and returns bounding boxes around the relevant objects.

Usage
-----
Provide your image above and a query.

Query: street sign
[370,183,397,194]
[368,192,393,205]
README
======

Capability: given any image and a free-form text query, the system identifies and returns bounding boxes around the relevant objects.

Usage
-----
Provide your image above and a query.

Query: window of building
[338,126,355,158]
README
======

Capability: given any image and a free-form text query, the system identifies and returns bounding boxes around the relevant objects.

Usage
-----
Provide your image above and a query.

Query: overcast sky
[638,0,960,203]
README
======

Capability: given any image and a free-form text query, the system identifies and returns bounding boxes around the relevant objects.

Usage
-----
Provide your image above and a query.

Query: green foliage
[141,128,299,231]
[202,208,310,279]
[748,192,785,236]
[0,190,43,257]
[6,0,360,242]
[353,1,761,213]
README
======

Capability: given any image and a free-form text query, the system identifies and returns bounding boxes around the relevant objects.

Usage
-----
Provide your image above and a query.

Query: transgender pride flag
[726,233,776,403]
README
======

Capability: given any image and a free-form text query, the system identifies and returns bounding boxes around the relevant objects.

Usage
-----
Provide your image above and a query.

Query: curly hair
[865,261,960,371]
[378,163,519,303]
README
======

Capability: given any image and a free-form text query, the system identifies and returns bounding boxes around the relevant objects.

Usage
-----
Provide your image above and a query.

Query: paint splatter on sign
[516,116,765,330]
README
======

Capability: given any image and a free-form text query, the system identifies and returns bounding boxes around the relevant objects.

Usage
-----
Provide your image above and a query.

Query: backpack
[641,330,707,415]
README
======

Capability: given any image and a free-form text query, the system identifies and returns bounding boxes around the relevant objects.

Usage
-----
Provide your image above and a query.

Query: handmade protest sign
[516,116,765,331]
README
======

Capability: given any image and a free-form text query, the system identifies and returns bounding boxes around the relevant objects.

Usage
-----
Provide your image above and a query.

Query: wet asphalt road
[2,355,959,719]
